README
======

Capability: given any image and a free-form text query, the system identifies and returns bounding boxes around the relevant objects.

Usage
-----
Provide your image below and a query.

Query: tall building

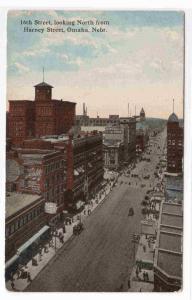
[120,117,136,163]
[65,132,104,211]
[167,112,183,174]
[8,81,76,145]
[140,107,146,122]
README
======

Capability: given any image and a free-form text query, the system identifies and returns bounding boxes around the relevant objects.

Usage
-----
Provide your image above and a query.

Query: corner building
[8,82,76,145]
[167,112,183,174]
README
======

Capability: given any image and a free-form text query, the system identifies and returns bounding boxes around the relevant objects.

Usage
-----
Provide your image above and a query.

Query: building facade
[167,113,183,174]
[103,143,124,169]
[65,132,104,211]
[154,202,183,292]
[6,141,67,225]
[8,82,76,145]
[5,193,46,262]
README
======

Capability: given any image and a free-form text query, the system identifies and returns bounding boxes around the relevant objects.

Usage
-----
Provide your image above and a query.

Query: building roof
[154,202,183,281]
[6,192,42,219]
[168,112,179,123]
[157,250,182,278]
[34,81,53,88]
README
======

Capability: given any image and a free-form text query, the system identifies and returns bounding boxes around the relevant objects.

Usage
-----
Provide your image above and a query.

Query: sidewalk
[127,234,155,292]
[6,180,115,292]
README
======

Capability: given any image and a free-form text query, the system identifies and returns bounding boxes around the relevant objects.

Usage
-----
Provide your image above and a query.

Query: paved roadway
[27,129,166,292]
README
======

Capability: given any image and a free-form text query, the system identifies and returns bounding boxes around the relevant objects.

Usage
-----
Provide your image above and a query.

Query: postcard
[5,10,184,292]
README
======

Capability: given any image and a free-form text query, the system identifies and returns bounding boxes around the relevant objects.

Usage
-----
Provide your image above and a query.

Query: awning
[17,225,50,255]
[5,254,20,269]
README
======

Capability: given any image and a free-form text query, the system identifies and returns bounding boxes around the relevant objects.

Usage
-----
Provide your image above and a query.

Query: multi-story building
[65,132,104,211]
[167,113,183,174]
[6,141,66,225]
[103,125,124,169]
[103,142,124,169]
[154,202,183,292]
[119,117,136,163]
[8,81,76,145]
[103,117,136,167]
[5,193,47,263]
[136,108,149,154]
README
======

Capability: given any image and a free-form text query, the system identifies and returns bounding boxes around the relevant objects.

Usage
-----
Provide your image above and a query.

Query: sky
[7,10,184,119]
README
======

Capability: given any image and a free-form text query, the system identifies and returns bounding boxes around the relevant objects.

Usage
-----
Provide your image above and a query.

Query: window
[10,224,15,234]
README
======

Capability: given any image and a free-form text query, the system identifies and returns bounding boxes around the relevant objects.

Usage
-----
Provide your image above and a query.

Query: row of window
[44,185,64,199]
[45,174,65,188]
[6,204,44,238]
[45,160,65,174]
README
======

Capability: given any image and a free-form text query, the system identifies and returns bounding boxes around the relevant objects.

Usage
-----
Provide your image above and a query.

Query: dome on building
[168,112,179,123]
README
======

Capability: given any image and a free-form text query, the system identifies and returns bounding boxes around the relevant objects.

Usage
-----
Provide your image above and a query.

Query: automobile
[128,207,134,216]
[143,175,150,179]
[73,223,84,235]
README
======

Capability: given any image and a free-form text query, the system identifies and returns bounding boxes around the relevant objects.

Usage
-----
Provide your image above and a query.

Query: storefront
[5,225,50,281]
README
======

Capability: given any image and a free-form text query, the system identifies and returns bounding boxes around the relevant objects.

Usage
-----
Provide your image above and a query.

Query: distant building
[154,202,183,292]
[119,117,136,163]
[103,143,124,169]
[136,108,149,153]
[103,117,136,168]
[140,107,146,122]
[167,112,183,174]
[103,125,124,169]
[8,81,76,145]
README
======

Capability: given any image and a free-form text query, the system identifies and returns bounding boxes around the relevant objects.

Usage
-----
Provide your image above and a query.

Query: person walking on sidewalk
[136,268,139,279]
[11,280,15,290]
[143,271,146,281]
[146,272,149,282]
[127,279,131,289]
[27,272,32,283]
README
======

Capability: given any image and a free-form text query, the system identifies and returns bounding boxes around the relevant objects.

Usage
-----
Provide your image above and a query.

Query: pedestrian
[16,268,20,279]
[11,280,15,290]
[27,272,32,283]
[127,279,131,289]
[143,271,146,281]
[143,245,146,252]
[146,272,149,282]
[136,268,139,278]
[60,235,64,244]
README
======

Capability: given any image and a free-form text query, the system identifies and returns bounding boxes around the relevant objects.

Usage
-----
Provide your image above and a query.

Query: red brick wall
[8,101,35,145]
[167,122,183,173]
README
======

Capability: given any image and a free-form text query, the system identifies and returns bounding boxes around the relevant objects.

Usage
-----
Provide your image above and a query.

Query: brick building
[65,132,104,211]
[167,113,183,174]
[8,81,76,145]
[5,193,46,262]
[6,141,66,225]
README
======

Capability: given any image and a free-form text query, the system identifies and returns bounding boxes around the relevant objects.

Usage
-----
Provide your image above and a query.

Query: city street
[27,130,166,292]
